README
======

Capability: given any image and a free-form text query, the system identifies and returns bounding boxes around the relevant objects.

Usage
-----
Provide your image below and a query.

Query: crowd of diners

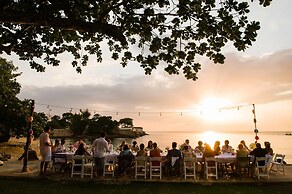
[39,127,274,178]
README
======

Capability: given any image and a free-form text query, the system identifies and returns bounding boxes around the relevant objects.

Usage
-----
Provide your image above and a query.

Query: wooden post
[22,100,35,172]
[252,104,259,143]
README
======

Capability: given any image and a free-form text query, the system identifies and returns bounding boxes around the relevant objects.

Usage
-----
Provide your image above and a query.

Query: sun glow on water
[199,130,221,148]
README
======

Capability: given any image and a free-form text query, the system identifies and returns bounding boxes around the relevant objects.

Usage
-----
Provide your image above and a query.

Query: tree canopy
[0,57,28,142]
[0,0,272,80]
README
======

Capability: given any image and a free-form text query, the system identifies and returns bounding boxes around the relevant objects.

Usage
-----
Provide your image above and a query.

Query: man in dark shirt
[250,143,268,176]
[166,142,182,176]
[250,143,268,159]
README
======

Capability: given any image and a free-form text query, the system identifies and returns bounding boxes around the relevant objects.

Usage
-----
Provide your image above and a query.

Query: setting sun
[196,97,233,122]
[199,130,220,147]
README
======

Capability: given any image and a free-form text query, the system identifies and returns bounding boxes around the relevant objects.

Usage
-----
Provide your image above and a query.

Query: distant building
[133,127,144,133]
[119,127,133,131]
[118,126,145,137]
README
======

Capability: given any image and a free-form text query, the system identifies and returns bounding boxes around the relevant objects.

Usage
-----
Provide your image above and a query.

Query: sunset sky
[2,0,292,133]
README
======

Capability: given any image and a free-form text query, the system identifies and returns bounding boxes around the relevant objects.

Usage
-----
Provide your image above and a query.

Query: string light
[34,102,254,117]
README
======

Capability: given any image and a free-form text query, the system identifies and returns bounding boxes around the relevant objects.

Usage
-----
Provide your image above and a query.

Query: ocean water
[62,130,292,164]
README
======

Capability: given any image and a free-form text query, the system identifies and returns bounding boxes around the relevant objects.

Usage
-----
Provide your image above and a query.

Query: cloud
[17,49,292,117]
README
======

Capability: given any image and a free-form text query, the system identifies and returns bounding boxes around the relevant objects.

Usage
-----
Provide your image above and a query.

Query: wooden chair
[150,157,162,179]
[51,153,68,173]
[183,157,196,180]
[236,156,252,178]
[255,156,270,179]
[103,156,117,177]
[205,157,218,180]
[71,155,94,178]
[135,156,148,179]
[270,154,285,175]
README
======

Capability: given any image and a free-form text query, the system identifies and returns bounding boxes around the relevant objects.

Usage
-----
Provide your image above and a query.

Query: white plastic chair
[150,157,162,179]
[183,157,196,180]
[205,157,218,180]
[135,156,148,179]
[270,154,285,175]
[255,156,270,179]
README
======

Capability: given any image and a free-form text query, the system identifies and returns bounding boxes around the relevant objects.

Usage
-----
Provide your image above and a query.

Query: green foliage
[119,118,134,128]
[49,111,120,136]
[32,112,49,137]
[87,115,119,135]
[0,57,30,142]
[0,0,272,80]
[70,109,91,136]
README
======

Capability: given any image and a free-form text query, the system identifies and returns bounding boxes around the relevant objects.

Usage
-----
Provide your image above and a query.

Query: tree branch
[0,12,128,46]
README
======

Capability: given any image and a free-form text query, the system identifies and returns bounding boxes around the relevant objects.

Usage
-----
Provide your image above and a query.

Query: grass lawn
[0,178,291,194]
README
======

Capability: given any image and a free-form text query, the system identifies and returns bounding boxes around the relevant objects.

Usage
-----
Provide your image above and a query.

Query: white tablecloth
[194,153,236,163]
[215,154,237,163]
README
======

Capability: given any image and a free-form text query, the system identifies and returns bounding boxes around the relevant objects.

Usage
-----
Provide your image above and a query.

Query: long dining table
[194,153,237,163]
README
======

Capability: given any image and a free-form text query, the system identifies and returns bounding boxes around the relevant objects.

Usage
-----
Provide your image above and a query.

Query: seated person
[213,141,221,156]
[236,144,249,173]
[107,139,114,152]
[118,145,134,175]
[182,145,196,158]
[250,143,268,166]
[150,142,162,166]
[136,143,147,166]
[182,145,196,168]
[136,143,147,157]
[118,140,126,152]
[240,140,251,153]
[237,144,248,157]
[74,143,91,171]
[194,141,204,154]
[180,139,192,150]
[221,140,234,154]
[166,142,182,176]
[55,138,67,153]
[71,138,87,152]
[51,139,60,154]
[203,144,215,159]
[145,140,154,151]
[264,141,274,156]
[75,143,91,156]
[130,141,140,153]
